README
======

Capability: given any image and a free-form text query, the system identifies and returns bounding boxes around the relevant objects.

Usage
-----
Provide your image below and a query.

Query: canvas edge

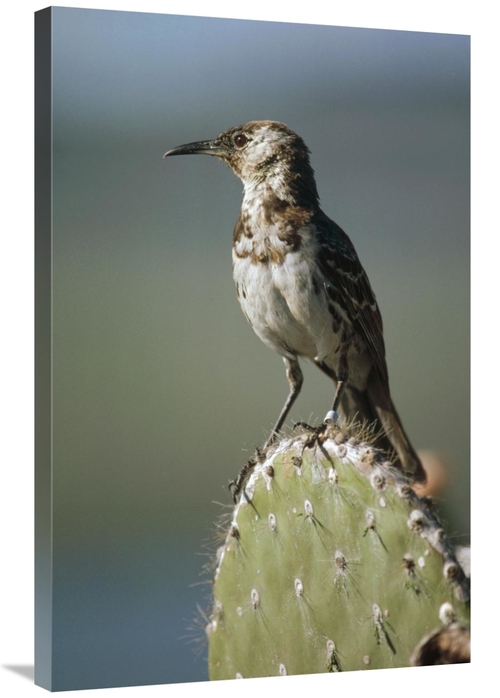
[35,6,53,691]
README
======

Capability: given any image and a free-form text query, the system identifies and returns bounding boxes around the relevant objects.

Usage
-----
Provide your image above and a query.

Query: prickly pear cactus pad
[207,423,470,679]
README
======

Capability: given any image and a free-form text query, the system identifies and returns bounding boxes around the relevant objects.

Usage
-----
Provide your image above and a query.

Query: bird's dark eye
[234,134,248,148]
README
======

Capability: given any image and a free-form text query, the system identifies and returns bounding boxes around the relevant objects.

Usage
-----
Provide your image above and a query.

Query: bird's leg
[325,378,347,422]
[314,356,348,424]
[229,357,303,503]
[262,356,303,450]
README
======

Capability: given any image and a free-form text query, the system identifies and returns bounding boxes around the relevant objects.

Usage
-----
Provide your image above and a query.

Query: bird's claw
[292,420,316,432]
[228,453,260,503]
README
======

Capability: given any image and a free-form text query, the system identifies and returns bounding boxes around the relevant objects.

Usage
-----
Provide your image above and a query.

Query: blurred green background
[49,6,469,689]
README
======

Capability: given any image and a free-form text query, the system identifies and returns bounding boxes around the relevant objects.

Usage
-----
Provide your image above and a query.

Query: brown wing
[313,210,389,387]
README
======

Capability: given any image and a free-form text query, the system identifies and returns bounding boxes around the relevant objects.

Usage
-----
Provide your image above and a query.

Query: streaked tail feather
[340,373,426,483]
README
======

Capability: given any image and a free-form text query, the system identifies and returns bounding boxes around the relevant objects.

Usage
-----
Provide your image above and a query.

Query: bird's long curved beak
[163,139,226,158]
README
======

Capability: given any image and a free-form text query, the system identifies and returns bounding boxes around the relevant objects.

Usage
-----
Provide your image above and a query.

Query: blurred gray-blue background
[50,6,469,689]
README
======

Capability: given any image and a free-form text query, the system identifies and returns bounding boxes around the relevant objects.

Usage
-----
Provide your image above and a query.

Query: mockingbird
[164,120,426,484]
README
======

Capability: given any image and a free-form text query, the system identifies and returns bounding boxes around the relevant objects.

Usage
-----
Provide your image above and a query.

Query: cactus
[206,421,470,679]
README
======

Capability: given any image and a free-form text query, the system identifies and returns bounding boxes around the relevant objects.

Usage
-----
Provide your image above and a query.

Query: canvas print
[35,6,470,690]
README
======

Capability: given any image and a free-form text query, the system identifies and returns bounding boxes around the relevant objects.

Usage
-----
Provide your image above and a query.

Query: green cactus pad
[207,424,469,679]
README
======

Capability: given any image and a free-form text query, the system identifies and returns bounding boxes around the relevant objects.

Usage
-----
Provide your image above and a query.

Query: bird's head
[164,120,319,207]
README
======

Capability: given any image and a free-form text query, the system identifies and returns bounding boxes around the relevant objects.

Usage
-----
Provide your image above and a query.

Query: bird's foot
[293,412,340,441]
[291,421,331,451]
[293,412,343,450]
[228,458,256,503]
[292,420,317,433]
[228,447,266,504]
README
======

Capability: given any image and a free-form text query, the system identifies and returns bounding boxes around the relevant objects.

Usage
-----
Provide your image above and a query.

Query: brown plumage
[164,120,426,483]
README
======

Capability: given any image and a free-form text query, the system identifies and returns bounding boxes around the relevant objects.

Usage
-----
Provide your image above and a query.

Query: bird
[164,120,426,483]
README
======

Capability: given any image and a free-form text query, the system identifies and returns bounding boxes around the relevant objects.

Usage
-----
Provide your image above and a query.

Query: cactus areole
[206,424,470,679]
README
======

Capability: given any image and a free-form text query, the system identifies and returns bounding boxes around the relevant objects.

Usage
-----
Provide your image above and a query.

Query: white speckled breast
[232,230,341,364]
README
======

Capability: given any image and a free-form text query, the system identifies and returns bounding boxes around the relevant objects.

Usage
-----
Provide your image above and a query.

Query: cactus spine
[207,422,470,679]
